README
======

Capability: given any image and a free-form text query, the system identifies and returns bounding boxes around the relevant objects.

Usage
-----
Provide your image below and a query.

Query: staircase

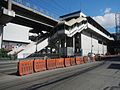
[8,42,36,55]
[16,17,88,59]
[65,23,87,37]
[17,38,49,59]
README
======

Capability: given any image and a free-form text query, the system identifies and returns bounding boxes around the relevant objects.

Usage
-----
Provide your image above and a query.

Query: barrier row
[18,56,96,76]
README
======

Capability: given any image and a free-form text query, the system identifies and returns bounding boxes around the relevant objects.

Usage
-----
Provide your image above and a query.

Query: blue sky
[26,0,120,16]
[23,0,120,33]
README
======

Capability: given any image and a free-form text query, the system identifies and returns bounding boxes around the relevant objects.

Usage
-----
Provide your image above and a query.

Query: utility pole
[115,13,120,40]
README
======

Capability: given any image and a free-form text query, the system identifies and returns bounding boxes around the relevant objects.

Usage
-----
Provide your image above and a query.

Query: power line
[28,0,60,18]
[52,0,66,12]
[40,0,66,13]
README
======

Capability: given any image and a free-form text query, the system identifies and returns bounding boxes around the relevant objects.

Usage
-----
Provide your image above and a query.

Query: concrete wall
[3,23,32,43]
[0,25,3,49]
[81,32,107,56]
[81,33,91,56]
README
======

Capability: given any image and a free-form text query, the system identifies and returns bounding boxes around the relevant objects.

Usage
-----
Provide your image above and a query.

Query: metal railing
[13,0,58,19]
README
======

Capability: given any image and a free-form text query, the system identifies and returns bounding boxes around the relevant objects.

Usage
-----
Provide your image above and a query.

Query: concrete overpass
[0,0,58,48]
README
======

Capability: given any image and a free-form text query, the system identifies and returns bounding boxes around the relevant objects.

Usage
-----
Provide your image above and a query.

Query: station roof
[60,11,81,18]
[60,11,112,37]
[87,16,112,37]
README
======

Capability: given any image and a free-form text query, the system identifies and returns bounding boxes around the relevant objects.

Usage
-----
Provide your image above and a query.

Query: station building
[25,11,114,58]
[5,11,114,58]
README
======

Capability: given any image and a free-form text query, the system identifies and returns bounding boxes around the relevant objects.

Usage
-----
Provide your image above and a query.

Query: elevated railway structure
[0,0,114,59]
[0,0,58,49]
[17,11,114,59]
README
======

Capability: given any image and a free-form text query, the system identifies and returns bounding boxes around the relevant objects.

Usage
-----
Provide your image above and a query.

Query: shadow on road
[8,72,18,76]
[103,83,120,90]
[108,63,120,70]
[103,56,120,62]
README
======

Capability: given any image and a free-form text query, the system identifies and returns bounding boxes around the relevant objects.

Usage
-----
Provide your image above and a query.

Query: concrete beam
[0,8,15,25]
[0,25,3,49]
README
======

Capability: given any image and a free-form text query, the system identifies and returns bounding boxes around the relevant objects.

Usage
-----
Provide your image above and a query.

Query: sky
[19,0,120,33]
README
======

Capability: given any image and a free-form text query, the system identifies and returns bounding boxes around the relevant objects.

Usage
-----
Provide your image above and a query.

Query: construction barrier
[80,57,84,64]
[90,56,96,62]
[47,59,56,70]
[95,55,101,61]
[17,55,98,76]
[34,59,46,72]
[56,58,64,68]
[76,57,81,65]
[64,58,71,67]
[83,56,88,63]
[18,60,33,76]
[70,58,76,66]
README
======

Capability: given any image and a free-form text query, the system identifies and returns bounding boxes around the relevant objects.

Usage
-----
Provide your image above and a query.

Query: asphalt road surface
[31,57,120,90]
[0,57,120,90]
[0,60,18,74]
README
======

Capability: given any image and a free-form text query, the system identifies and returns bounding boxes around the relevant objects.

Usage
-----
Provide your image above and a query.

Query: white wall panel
[81,33,91,56]
[3,23,32,43]
[98,43,103,54]
[92,37,98,54]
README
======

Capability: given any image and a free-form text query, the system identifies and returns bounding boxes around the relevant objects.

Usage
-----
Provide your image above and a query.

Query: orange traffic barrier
[64,58,71,67]
[90,56,96,62]
[56,58,64,68]
[80,57,84,64]
[83,56,88,63]
[76,57,81,65]
[76,57,84,64]
[34,59,46,72]
[70,58,76,66]
[18,60,33,76]
[47,59,56,70]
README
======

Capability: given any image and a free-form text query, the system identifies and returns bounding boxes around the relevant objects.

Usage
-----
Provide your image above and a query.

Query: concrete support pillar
[8,0,12,10]
[102,42,104,55]
[45,47,48,54]
[73,36,75,55]
[0,25,3,49]
[91,33,93,53]
[64,36,67,47]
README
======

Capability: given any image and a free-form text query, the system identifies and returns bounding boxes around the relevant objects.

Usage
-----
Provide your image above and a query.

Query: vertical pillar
[0,25,3,49]
[102,42,104,55]
[91,33,93,54]
[45,47,48,54]
[73,36,75,55]
[8,0,12,10]
[50,47,52,54]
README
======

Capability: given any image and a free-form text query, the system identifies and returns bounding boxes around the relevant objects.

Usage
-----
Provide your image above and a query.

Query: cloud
[104,8,111,14]
[92,8,115,30]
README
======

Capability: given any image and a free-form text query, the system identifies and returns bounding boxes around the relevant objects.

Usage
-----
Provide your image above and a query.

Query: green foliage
[0,48,17,60]
[0,48,8,58]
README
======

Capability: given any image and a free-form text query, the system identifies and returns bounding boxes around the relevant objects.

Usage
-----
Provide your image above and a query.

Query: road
[30,57,120,90]
[0,60,18,75]
[0,57,120,90]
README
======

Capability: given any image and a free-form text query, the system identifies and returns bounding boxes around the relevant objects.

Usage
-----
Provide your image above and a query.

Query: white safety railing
[65,23,87,37]
[17,38,48,59]
[8,42,36,55]
[8,46,25,55]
